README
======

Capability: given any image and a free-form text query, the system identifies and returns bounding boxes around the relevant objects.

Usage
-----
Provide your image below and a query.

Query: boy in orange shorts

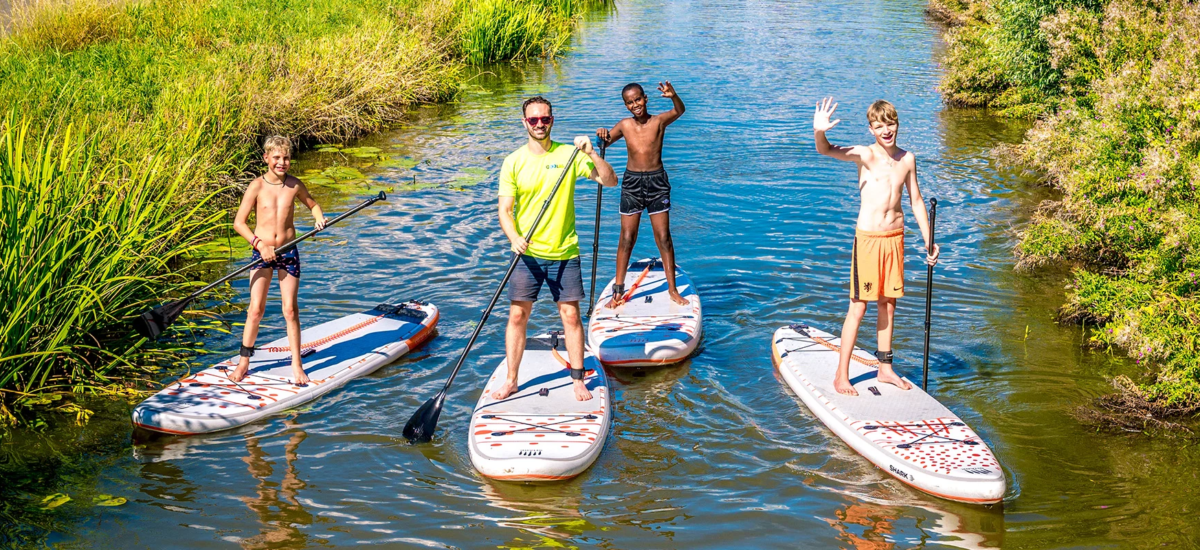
[813,97,940,396]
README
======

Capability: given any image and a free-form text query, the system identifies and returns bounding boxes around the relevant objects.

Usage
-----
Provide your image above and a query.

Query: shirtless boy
[230,135,327,385]
[596,81,688,308]
[813,97,940,396]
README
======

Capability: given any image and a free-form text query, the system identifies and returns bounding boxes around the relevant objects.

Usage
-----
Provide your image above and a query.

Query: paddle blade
[403,393,444,443]
[133,299,189,340]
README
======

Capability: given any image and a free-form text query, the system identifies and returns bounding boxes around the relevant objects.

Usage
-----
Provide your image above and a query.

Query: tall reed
[0,0,611,406]
[0,117,226,396]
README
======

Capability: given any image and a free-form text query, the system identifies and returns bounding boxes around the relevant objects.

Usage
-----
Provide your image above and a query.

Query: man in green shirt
[493,96,617,401]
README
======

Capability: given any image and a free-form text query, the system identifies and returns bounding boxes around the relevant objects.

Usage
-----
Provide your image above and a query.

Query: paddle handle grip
[586,136,607,317]
[188,192,386,300]
[439,148,582,392]
[922,198,937,391]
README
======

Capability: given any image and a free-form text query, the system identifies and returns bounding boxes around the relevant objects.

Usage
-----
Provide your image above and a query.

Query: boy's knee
[246,303,266,321]
[848,301,868,318]
[618,231,636,249]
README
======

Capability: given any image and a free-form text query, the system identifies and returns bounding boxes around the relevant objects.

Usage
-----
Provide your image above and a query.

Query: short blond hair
[867,100,898,125]
[263,135,292,156]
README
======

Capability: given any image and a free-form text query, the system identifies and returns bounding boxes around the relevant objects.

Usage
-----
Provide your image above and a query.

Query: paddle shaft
[435,148,583,394]
[182,192,385,302]
[921,198,937,391]
[586,137,607,317]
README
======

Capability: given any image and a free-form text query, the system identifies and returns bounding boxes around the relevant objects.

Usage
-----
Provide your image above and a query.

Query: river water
[6,0,1200,548]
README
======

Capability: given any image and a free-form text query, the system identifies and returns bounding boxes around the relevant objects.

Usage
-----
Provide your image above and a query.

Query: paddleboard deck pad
[588,258,702,367]
[771,323,1005,504]
[469,332,610,481]
[133,301,439,435]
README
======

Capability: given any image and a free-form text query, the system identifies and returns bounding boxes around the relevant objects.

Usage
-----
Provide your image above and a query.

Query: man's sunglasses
[524,116,554,126]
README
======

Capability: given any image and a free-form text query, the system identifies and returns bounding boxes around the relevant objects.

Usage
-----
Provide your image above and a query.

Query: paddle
[921,198,937,391]
[403,147,583,443]
[134,191,387,340]
[586,136,607,317]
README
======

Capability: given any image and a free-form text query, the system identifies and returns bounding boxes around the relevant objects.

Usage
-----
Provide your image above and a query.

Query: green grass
[938,0,1200,412]
[0,0,610,420]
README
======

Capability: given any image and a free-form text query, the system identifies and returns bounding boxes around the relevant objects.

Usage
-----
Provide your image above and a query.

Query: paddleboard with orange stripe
[132,301,439,435]
[771,323,1006,504]
[588,258,702,367]
[469,332,610,481]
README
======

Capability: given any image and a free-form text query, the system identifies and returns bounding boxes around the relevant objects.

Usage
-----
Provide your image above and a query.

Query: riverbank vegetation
[0,0,610,425]
[934,0,1200,417]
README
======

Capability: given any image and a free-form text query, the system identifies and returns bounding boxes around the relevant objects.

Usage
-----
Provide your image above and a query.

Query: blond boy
[230,136,326,385]
[813,98,940,396]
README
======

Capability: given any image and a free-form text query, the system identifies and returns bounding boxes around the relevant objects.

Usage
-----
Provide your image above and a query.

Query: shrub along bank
[0,0,610,424]
[934,0,1200,415]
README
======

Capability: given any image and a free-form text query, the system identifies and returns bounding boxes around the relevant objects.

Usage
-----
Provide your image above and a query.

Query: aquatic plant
[0,118,225,403]
[0,0,611,411]
[939,0,1200,413]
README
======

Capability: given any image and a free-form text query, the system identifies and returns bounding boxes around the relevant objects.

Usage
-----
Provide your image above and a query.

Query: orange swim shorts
[850,228,904,301]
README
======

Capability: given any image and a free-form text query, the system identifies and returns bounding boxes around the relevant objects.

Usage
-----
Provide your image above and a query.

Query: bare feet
[572,379,593,401]
[833,375,859,396]
[292,365,310,386]
[229,358,250,382]
[668,289,688,306]
[876,366,912,391]
[491,379,519,400]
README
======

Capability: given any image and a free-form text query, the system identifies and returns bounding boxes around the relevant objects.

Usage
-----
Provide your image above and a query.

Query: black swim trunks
[620,168,671,216]
[250,246,301,278]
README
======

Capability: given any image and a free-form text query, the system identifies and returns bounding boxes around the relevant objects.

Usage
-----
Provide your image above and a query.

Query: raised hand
[814,97,841,133]
[658,81,677,98]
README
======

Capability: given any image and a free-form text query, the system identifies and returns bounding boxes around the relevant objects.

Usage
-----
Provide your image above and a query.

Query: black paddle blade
[403,393,445,443]
[133,299,190,340]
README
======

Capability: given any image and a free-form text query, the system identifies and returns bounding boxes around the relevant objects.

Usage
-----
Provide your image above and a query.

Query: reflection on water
[238,420,311,549]
[7,0,1200,547]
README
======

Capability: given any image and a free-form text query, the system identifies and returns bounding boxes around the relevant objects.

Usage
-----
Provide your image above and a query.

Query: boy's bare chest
[858,160,907,189]
[625,119,664,144]
[257,184,298,215]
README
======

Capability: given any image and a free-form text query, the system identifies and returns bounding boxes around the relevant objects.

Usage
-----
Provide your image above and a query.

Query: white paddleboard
[588,258,702,367]
[771,323,1005,504]
[469,332,610,481]
[133,301,439,435]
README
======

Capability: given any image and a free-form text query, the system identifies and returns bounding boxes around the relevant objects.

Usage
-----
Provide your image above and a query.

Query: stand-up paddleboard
[588,258,702,367]
[133,301,439,435]
[469,332,610,481]
[770,323,1005,504]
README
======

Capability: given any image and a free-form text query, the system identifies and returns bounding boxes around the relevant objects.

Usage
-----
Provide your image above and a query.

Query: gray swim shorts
[508,255,585,303]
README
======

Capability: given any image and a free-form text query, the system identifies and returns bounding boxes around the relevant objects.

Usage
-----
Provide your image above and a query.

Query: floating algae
[93,495,127,507]
[376,157,419,170]
[41,493,70,510]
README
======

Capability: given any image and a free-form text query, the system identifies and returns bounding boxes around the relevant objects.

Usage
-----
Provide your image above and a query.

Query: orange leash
[808,334,880,367]
[622,261,654,302]
[260,313,386,353]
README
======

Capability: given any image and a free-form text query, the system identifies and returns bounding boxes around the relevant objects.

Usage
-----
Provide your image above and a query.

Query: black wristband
[570,368,585,380]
